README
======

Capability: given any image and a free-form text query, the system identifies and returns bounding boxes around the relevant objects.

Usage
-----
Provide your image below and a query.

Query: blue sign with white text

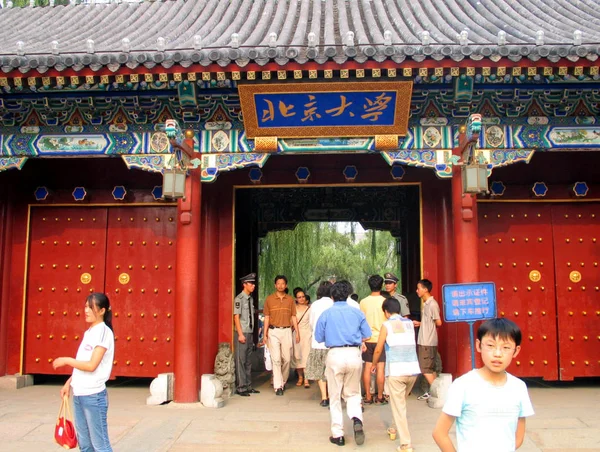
[442,282,497,323]
[254,91,397,128]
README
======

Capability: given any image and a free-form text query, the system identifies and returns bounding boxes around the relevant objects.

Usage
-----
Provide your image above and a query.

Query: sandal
[387,427,397,440]
[375,397,388,405]
[304,380,310,388]
[397,446,414,452]
[296,376,304,386]
[362,397,374,405]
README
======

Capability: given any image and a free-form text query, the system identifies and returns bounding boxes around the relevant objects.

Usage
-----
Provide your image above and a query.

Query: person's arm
[432,412,457,452]
[371,324,387,371]
[263,315,270,343]
[234,314,246,343]
[291,315,300,343]
[53,346,107,373]
[435,318,443,327]
[60,376,72,398]
[515,417,527,449]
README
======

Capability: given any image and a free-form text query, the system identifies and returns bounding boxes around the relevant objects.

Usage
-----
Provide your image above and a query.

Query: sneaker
[352,417,365,445]
[417,392,430,400]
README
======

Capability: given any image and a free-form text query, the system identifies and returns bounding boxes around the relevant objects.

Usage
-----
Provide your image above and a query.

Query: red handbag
[54,395,78,449]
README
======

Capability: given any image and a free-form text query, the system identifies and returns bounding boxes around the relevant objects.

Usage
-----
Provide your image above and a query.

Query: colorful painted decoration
[248,168,263,184]
[151,186,163,200]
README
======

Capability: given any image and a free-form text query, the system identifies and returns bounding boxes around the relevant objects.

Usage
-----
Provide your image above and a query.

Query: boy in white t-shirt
[433,318,534,452]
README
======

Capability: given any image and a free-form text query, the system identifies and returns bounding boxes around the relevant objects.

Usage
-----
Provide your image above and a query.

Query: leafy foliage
[258,222,398,306]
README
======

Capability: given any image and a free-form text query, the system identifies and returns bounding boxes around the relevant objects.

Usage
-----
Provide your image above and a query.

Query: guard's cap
[240,273,256,283]
[383,272,399,283]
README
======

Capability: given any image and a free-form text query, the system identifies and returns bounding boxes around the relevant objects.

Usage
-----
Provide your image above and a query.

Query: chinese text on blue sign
[256,92,396,127]
[238,82,413,139]
[442,282,497,323]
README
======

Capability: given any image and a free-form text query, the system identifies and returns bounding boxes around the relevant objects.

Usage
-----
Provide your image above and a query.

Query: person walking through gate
[233,272,260,397]
[315,281,371,447]
[413,279,442,400]
[306,281,334,407]
[372,297,421,452]
[433,318,534,451]
[263,275,299,395]
[53,292,115,452]
[360,274,388,405]
[383,272,411,318]
[291,287,312,388]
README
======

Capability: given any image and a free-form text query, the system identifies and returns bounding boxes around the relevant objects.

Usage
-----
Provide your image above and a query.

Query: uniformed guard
[383,272,411,318]
[233,272,260,396]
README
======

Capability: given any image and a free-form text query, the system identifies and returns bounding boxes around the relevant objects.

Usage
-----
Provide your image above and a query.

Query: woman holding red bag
[53,292,115,452]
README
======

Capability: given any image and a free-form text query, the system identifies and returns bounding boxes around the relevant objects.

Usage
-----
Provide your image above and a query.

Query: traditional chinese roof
[0,0,599,74]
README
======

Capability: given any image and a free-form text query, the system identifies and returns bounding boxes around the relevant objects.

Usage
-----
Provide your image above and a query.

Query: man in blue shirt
[315,280,372,447]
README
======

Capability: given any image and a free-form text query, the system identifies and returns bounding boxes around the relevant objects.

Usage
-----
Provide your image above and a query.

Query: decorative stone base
[0,374,34,390]
[427,373,453,409]
[200,374,225,408]
[146,372,174,406]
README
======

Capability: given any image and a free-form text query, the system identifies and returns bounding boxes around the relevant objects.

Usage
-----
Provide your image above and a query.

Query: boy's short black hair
[368,274,383,291]
[477,318,522,346]
[417,279,433,293]
[331,280,352,301]
[350,293,359,302]
[382,297,401,315]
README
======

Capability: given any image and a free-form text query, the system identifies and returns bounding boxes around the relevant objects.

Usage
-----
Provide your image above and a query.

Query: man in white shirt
[305,281,333,407]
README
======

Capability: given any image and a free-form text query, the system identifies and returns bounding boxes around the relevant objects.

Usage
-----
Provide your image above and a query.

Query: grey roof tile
[0,0,599,73]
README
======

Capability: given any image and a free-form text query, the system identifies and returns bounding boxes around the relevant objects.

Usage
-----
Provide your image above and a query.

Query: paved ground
[0,373,599,451]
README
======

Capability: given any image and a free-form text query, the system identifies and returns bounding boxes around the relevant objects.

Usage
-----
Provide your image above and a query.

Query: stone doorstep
[0,374,34,390]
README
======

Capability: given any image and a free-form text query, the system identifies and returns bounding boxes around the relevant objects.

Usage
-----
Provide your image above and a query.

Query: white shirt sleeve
[90,324,112,351]
[518,381,535,417]
[442,376,465,418]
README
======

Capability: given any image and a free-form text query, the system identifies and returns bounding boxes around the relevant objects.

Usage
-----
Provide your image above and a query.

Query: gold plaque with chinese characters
[119,273,130,285]
[569,271,582,283]
[529,270,541,282]
[80,273,92,285]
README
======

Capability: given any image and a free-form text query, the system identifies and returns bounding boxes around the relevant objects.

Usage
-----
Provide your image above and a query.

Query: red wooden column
[0,193,13,375]
[174,133,202,402]
[198,185,219,377]
[451,128,481,377]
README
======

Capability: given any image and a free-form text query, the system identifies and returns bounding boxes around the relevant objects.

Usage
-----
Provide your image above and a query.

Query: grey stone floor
[0,373,599,451]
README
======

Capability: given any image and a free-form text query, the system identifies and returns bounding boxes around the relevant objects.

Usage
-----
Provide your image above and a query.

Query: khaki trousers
[388,375,417,446]
[326,347,363,438]
[267,327,292,391]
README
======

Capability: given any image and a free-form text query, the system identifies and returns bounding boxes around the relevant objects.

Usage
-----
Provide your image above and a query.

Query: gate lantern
[462,163,488,194]
[162,166,187,199]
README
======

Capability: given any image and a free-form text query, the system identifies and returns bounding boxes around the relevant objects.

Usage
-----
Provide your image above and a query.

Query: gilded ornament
[529,270,541,282]
[80,273,92,285]
[119,273,131,285]
[569,271,582,283]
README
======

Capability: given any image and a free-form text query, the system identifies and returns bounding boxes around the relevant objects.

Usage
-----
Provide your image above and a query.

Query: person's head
[305,294,311,304]
[85,292,113,331]
[416,279,433,299]
[316,281,333,299]
[240,272,256,294]
[339,280,354,298]
[381,297,401,319]
[476,318,522,374]
[330,280,352,302]
[350,293,359,302]
[368,274,383,292]
[274,275,288,293]
[293,287,308,305]
[383,272,399,294]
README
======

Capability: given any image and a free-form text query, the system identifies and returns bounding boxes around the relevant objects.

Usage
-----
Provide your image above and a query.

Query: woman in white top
[53,293,115,452]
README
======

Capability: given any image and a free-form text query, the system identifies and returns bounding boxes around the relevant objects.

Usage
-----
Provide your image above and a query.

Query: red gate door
[479,203,559,380]
[551,203,600,380]
[104,207,177,377]
[24,207,108,374]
